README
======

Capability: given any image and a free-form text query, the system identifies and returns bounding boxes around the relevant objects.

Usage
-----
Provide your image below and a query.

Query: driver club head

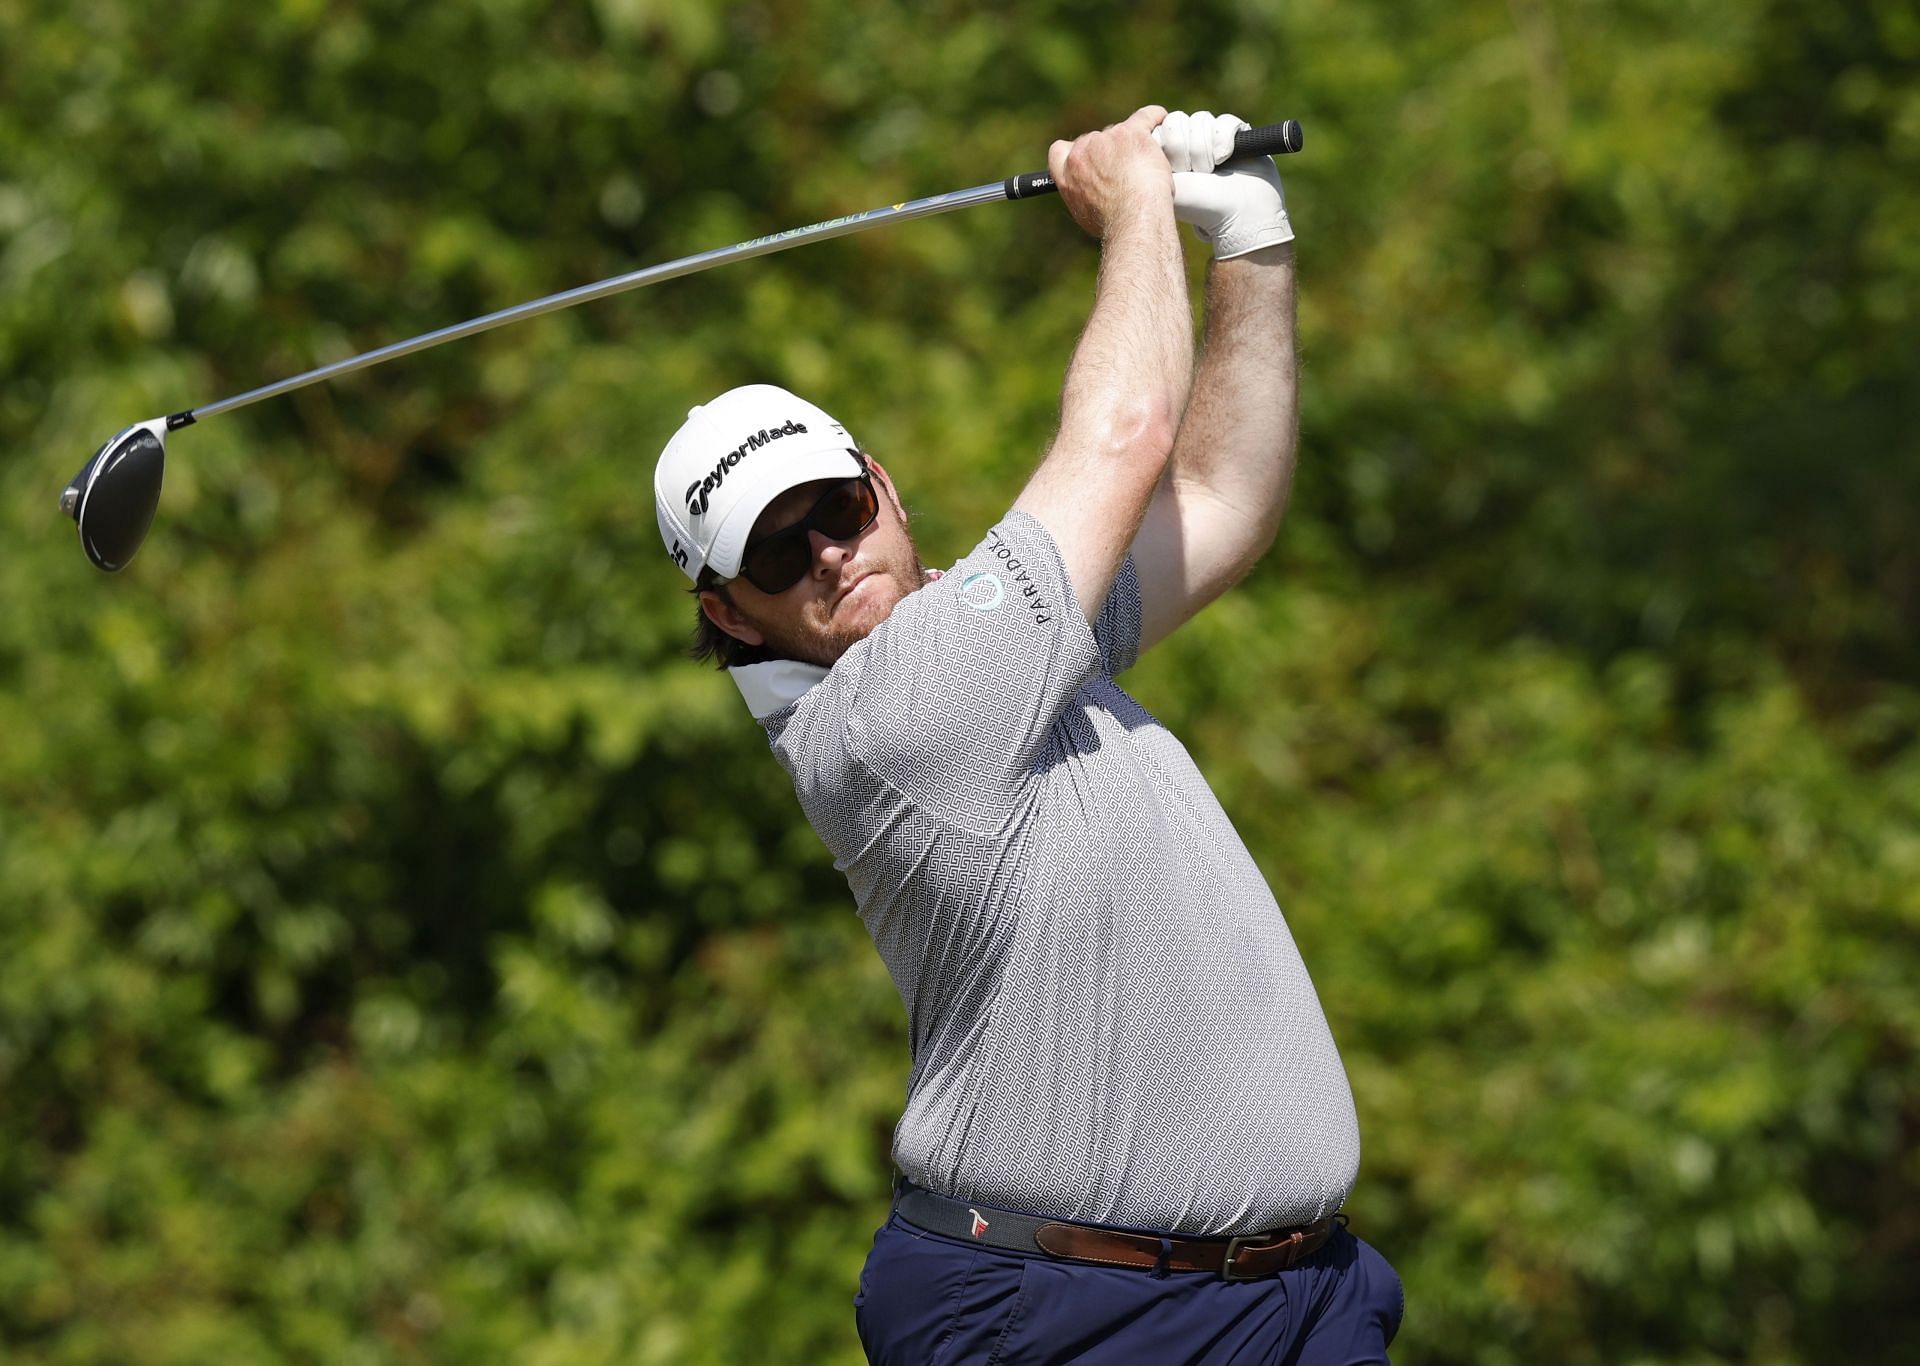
[61,418,168,572]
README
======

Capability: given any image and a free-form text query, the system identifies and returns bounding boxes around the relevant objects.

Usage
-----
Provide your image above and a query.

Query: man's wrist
[1098,191,1176,242]
[1210,215,1294,261]
[1209,240,1295,271]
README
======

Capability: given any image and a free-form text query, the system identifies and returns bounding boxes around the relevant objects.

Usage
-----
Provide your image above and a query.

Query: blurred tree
[1,0,1913,1361]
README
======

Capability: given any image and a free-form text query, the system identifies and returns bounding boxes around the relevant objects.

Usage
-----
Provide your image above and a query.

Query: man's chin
[835,573,903,632]
[793,574,914,666]
[746,566,923,669]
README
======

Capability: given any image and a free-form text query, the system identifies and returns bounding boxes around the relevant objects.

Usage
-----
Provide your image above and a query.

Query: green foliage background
[3,0,1916,1361]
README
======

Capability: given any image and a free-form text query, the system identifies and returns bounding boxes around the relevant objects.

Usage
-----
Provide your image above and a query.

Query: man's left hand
[1153,110,1294,260]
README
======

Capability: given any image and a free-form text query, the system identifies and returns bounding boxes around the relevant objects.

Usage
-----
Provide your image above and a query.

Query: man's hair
[688,569,772,670]
[686,450,873,671]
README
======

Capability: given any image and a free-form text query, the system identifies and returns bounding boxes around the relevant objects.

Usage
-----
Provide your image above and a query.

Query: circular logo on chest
[960,572,1005,612]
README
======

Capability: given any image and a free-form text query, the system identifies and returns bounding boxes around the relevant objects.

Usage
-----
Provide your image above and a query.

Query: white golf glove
[1152,110,1294,259]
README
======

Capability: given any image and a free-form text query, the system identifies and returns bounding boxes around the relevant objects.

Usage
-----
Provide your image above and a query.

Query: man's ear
[699,589,766,646]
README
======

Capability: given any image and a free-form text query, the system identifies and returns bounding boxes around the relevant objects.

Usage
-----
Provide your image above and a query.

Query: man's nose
[810,530,852,576]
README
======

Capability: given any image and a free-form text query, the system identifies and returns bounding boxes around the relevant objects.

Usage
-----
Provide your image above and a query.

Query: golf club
[59,119,1304,572]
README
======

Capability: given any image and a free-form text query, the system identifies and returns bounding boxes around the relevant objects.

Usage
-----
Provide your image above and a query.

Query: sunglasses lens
[743,535,813,594]
[739,476,880,594]
[815,478,878,538]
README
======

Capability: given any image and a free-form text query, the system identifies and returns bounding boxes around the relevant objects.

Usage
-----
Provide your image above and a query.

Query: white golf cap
[654,383,864,582]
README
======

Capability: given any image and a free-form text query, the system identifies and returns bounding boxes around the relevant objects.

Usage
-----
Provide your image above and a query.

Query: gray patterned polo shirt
[733,510,1359,1235]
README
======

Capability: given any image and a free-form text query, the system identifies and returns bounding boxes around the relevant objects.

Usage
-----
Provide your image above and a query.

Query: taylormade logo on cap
[653,384,864,583]
[683,419,810,518]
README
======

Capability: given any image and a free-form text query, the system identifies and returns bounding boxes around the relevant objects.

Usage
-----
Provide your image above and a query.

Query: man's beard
[742,543,927,669]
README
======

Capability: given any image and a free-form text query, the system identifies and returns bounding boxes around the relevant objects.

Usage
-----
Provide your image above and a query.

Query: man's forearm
[1015,197,1196,618]
[1060,205,1195,459]
[1167,242,1299,559]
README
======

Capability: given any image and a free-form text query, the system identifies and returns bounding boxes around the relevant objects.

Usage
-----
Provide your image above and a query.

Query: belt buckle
[1221,1228,1303,1281]
[1220,1233,1267,1281]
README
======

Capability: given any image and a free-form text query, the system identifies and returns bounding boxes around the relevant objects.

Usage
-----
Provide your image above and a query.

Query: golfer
[653,106,1403,1364]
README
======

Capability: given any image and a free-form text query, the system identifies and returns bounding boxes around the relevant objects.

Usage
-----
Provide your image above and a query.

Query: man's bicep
[1128,475,1271,654]
[1011,397,1176,624]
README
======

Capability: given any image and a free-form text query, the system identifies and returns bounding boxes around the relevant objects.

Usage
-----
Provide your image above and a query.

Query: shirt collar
[729,658,829,719]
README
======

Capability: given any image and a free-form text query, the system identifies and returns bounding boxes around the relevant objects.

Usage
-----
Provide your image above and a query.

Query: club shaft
[176,117,1302,426]
[184,181,1010,424]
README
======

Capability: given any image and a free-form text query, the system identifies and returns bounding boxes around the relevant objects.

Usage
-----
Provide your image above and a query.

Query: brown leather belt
[894,1182,1340,1281]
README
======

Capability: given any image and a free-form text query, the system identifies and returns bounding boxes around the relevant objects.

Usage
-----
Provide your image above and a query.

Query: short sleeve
[826,511,1102,813]
[1093,556,1142,677]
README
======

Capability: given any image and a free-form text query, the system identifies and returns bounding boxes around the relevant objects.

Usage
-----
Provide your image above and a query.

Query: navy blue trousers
[855,1208,1404,1364]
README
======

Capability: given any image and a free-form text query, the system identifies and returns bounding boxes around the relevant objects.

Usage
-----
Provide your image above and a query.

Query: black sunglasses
[737,473,880,594]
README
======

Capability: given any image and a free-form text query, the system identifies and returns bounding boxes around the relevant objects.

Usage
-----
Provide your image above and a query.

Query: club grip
[1234,119,1305,157]
[1005,117,1303,199]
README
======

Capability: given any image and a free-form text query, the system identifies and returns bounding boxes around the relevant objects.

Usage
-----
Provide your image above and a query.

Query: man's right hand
[1047,106,1175,241]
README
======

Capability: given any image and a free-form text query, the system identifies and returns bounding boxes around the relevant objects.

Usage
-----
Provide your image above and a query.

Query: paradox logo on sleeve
[979,529,1054,627]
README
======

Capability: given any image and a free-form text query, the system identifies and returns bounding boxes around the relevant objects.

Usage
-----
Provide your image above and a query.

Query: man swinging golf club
[653,105,1404,1364]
